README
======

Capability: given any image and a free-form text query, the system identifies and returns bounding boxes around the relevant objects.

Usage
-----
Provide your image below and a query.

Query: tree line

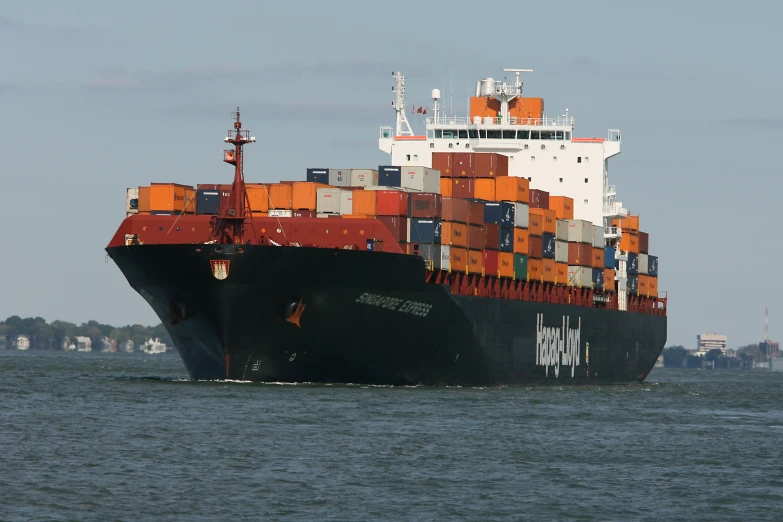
[0,316,172,351]
[662,344,764,369]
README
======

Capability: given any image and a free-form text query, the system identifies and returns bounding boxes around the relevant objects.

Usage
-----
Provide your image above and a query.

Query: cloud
[167,99,389,125]
[83,60,429,94]
[716,117,783,129]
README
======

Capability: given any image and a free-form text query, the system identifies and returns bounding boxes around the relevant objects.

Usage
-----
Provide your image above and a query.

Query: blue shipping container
[592,267,604,291]
[483,202,502,224]
[499,201,515,228]
[378,166,402,187]
[499,227,514,253]
[306,168,329,184]
[627,274,639,294]
[604,246,616,269]
[627,252,639,275]
[410,218,441,244]
[542,232,556,259]
[196,189,220,215]
[648,255,658,277]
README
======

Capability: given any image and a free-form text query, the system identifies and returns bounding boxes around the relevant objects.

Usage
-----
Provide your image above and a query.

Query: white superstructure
[379,69,634,308]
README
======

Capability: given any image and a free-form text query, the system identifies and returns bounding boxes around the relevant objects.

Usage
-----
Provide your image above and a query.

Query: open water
[1,350,782,521]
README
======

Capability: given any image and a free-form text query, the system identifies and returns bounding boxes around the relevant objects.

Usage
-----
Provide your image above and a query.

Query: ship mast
[219,107,256,244]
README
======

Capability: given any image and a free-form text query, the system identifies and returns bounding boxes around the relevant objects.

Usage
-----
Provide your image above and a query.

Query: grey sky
[1,1,780,348]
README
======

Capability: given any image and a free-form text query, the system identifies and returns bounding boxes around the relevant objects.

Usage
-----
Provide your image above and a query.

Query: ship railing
[425,115,574,127]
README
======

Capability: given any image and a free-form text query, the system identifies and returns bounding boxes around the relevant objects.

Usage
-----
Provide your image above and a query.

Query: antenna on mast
[765,306,769,342]
[216,106,256,244]
[391,71,413,136]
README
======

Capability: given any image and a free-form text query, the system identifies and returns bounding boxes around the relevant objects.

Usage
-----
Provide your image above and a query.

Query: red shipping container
[432,152,454,178]
[452,178,475,199]
[529,235,543,259]
[474,153,509,178]
[638,231,649,254]
[529,189,550,209]
[468,200,484,225]
[483,250,499,277]
[409,193,442,218]
[453,152,475,177]
[568,243,592,266]
[292,210,315,218]
[376,190,409,216]
[442,197,470,223]
[399,241,410,254]
[468,224,484,250]
[377,216,408,242]
[484,224,500,251]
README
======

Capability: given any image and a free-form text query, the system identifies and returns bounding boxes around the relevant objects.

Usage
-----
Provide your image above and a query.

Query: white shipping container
[568,266,593,288]
[340,190,353,215]
[268,209,293,218]
[441,245,451,271]
[316,213,332,218]
[592,225,604,248]
[126,187,139,217]
[639,253,649,275]
[328,168,351,187]
[555,241,569,263]
[363,185,416,192]
[400,166,440,193]
[567,219,594,244]
[556,219,569,241]
[316,188,343,214]
[350,169,379,187]
[514,202,529,228]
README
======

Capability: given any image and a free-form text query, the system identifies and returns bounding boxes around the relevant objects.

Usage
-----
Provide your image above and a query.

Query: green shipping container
[514,253,528,281]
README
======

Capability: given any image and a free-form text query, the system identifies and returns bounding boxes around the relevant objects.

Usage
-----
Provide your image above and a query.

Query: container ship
[106,68,666,385]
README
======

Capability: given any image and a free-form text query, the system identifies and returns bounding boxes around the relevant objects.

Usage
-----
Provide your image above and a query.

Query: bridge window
[518,130,530,139]
[531,131,540,139]
[442,129,457,139]
[555,131,564,140]
[540,130,555,140]
[566,132,571,140]
[502,130,516,139]
[479,130,487,139]
[435,129,442,138]
[468,129,478,139]
[459,130,468,139]
[487,130,501,139]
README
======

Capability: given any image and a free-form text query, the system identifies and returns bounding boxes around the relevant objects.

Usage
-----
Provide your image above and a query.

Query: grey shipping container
[328,169,351,187]
[340,190,353,215]
[441,245,451,271]
[514,202,529,228]
[639,253,649,275]
[568,265,593,288]
[555,240,569,263]
[399,166,440,193]
[316,188,344,214]
[592,225,604,248]
[567,219,594,244]
[268,209,293,218]
[556,219,569,241]
[350,169,379,187]
[418,244,442,270]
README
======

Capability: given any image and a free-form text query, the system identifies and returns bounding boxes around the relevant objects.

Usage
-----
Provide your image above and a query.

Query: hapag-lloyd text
[536,314,581,378]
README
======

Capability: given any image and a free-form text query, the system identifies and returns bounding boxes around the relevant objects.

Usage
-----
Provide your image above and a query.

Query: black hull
[107,244,667,385]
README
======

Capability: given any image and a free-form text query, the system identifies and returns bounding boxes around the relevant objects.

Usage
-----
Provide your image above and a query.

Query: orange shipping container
[639,275,650,297]
[555,263,569,286]
[529,208,556,234]
[612,214,640,234]
[604,269,616,292]
[528,258,543,282]
[474,178,496,200]
[441,221,468,248]
[542,259,556,283]
[184,188,196,213]
[494,177,529,203]
[592,248,604,269]
[269,184,293,209]
[451,247,468,273]
[342,214,370,219]
[620,232,639,254]
[251,211,268,218]
[246,184,270,212]
[292,182,329,210]
[138,186,150,213]
[648,275,658,296]
[528,212,544,236]
[150,183,190,212]
[440,178,453,197]
[513,227,529,254]
[549,196,574,220]
[352,190,377,215]
[467,250,483,274]
[498,252,515,278]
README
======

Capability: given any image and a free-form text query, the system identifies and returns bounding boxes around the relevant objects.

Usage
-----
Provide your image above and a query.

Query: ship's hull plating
[107,244,667,385]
